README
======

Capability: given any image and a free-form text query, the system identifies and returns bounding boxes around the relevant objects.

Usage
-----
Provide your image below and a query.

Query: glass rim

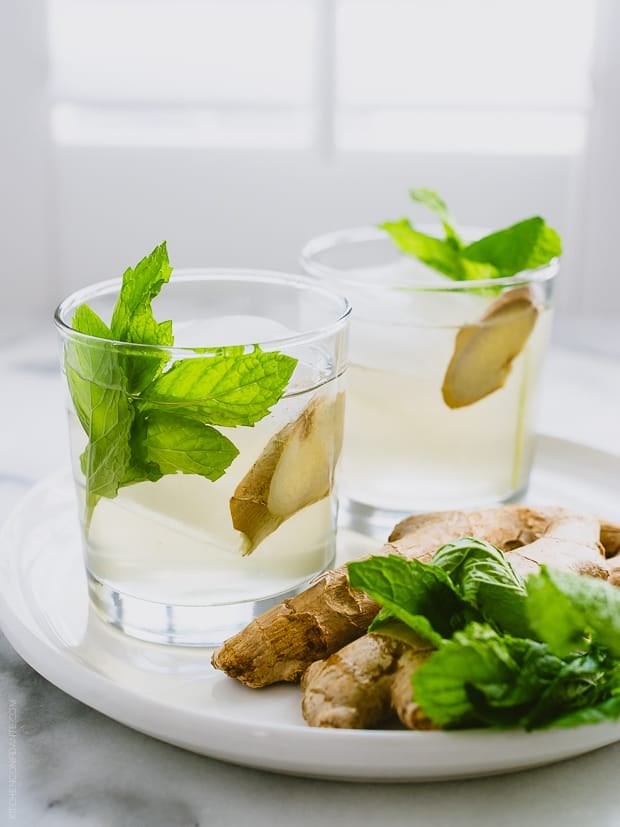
[300,225,560,291]
[54,268,352,353]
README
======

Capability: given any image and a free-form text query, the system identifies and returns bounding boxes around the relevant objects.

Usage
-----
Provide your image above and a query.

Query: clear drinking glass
[55,270,350,646]
[301,226,558,537]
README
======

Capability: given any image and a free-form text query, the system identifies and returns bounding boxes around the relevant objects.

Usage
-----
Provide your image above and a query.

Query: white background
[2,0,619,352]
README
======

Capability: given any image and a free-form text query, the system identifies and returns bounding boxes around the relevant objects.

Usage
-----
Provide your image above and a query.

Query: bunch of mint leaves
[64,242,297,526]
[380,188,562,281]
[348,540,620,730]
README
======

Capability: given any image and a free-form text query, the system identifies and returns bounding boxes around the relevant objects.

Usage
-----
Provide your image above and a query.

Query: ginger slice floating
[230,393,344,555]
[442,286,539,409]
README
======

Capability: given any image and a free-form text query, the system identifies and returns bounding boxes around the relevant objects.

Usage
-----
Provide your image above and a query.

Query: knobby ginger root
[301,634,404,728]
[211,567,379,687]
[504,512,607,579]
[390,647,436,731]
[301,630,435,730]
[213,505,619,688]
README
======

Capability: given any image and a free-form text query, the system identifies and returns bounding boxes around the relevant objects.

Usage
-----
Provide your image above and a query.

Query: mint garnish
[346,545,620,731]
[380,188,561,281]
[65,243,297,525]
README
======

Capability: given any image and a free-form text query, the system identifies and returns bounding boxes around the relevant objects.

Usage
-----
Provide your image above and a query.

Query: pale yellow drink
[343,307,552,514]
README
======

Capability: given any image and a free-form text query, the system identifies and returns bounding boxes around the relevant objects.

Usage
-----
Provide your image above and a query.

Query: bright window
[49,0,596,154]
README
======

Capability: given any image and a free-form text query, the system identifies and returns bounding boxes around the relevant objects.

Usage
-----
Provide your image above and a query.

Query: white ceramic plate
[1,435,620,783]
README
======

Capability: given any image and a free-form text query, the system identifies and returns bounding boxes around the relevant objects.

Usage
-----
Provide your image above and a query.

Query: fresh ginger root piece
[507,512,607,580]
[390,647,437,731]
[213,505,617,688]
[442,286,539,409]
[211,567,380,687]
[386,505,566,560]
[301,634,404,728]
[230,393,344,554]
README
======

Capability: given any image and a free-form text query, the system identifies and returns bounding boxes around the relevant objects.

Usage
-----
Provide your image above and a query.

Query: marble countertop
[2,331,620,827]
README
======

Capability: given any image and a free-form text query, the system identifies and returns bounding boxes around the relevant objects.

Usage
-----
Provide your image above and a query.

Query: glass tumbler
[301,226,558,537]
[55,270,350,646]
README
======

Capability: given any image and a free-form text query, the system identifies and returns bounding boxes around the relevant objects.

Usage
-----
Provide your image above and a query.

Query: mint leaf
[380,219,498,281]
[110,241,173,341]
[413,624,526,727]
[110,241,174,392]
[431,538,531,637]
[551,693,620,728]
[65,319,133,515]
[347,555,470,640]
[525,567,620,658]
[412,623,609,730]
[140,350,298,427]
[73,305,113,339]
[66,306,114,432]
[135,411,239,480]
[463,217,562,277]
[381,189,561,282]
[369,610,443,649]
[409,187,462,246]
[522,649,620,730]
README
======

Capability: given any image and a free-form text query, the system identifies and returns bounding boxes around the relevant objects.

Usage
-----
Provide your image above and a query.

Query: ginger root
[390,647,437,730]
[301,634,404,729]
[212,505,620,689]
[211,567,379,687]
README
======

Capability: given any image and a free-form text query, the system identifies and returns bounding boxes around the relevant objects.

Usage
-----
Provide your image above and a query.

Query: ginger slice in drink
[230,393,344,555]
[442,286,539,409]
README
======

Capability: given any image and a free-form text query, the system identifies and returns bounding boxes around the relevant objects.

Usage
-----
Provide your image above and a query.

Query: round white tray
[1,435,619,782]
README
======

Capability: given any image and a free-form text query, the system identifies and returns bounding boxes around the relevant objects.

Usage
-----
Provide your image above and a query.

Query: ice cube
[173,315,299,348]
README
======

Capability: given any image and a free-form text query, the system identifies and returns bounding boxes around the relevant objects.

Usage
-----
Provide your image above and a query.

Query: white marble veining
[2,329,620,827]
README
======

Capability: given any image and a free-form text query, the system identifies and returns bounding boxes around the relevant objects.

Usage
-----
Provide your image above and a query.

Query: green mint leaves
[526,567,620,659]
[380,189,561,281]
[134,411,239,479]
[65,242,297,524]
[349,555,467,648]
[140,350,298,427]
[347,544,620,731]
[413,624,619,730]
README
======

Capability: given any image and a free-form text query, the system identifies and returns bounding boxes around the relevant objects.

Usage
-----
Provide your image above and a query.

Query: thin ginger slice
[230,393,344,555]
[442,286,539,409]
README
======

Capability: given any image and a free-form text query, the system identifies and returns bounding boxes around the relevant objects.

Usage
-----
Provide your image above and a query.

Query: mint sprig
[347,543,620,731]
[65,242,297,525]
[380,189,561,281]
